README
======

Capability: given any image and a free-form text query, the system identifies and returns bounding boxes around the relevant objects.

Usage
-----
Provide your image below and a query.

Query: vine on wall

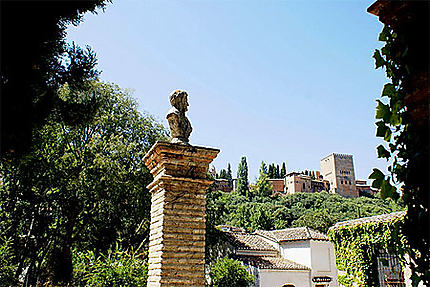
[328,215,407,287]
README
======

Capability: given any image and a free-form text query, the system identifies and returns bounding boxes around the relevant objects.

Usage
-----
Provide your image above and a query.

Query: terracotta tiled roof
[225,232,277,251]
[330,211,406,230]
[255,227,328,242]
[236,255,310,271]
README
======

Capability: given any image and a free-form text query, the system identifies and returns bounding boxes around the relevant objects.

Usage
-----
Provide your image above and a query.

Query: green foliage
[0,81,167,284]
[236,157,249,196]
[372,9,429,285]
[1,1,110,157]
[328,214,407,287]
[209,257,254,287]
[0,238,18,286]
[259,161,268,175]
[206,189,404,233]
[266,162,286,179]
[73,244,148,287]
[280,162,286,178]
[218,163,233,188]
[253,172,273,198]
[292,209,335,233]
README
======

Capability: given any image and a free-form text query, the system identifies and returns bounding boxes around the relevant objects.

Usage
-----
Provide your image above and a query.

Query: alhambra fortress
[214,153,375,198]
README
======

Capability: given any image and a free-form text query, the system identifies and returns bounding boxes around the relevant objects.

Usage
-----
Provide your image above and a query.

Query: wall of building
[259,269,311,287]
[269,179,286,194]
[280,240,312,268]
[320,155,337,194]
[285,174,313,194]
[310,240,338,287]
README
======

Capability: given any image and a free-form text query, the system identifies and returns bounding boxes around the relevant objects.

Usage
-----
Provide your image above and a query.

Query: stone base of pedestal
[143,142,219,287]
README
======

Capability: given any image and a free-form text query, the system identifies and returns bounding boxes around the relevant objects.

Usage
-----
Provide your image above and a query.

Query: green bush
[72,244,148,287]
[209,257,254,287]
[0,237,18,286]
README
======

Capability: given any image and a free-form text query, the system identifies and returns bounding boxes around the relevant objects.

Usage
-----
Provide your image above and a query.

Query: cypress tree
[259,161,268,175]
[237,156,249,196]
[268,164,273,178]
[227,163,233,187]
[281,162,287,178]
[276,165,280,178]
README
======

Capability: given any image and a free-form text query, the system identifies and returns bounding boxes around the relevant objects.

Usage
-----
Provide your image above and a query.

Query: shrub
[209,257,254,287]
[0,237,18,286]
[72,244,148,287]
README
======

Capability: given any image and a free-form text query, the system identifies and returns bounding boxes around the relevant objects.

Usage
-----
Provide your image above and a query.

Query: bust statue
[166,90,193,144]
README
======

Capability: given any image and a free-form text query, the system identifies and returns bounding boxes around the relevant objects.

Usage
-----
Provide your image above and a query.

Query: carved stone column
[143,141,219,287]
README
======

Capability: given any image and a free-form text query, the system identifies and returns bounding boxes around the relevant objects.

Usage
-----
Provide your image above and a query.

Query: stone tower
[320,153,358,198]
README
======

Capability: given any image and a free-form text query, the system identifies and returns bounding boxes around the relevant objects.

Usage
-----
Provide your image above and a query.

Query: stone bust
[166,89,193,144]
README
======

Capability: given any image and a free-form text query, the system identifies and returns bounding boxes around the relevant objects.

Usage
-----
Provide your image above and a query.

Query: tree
[275,164,280,178]
[1,1,110,158]
[218,169,227,179]
[268,164,274,178]
[0,81,167,285]
[227,163,233,187]
[209,257,254,287]
[236,157,249,196]
[291,209,335,233]
[281,162,286,178]
[72,244,148,287]
[254,166,273,198]
[259,161,268,176]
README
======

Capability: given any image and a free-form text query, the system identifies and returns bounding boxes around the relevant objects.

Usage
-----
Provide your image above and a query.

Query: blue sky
[67,0,389,182]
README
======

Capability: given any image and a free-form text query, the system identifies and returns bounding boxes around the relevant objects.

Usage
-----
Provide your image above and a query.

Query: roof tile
[236,255,310,270]
[256,227,328,242]
[225,231,277,251]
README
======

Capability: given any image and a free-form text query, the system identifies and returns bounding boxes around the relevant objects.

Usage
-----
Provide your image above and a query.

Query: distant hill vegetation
[206,189,404,233]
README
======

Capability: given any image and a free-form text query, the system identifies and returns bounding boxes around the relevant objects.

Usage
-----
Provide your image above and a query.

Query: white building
[221,226,338,287]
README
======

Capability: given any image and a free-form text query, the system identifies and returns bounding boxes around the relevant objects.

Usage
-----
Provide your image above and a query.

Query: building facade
[219,226,338,287]
[320,154,358,198]
[284,172,329,195]
[214,179,233,192]
[355,179,377,197]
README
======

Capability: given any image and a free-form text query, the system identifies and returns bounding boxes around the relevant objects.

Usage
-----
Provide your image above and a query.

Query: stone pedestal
[143,141,219,287]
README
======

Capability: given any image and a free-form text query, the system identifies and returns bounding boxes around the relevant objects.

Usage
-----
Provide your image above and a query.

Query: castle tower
[320,153,358,198]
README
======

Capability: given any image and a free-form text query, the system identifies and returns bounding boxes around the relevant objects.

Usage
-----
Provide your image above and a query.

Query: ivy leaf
[380,179,398,200]
[381,46,391,58]
[390,112,402,126]
[376,121,388,138]
[378,26,390,41]
[382,83,396,98]
[384,128,392,142]
[377,145,391,160]
[373,50,385,69]
[376,100,391,122]
[369,168,384,188]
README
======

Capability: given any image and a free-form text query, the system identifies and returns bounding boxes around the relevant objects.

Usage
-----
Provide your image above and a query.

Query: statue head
[169,90,189,113]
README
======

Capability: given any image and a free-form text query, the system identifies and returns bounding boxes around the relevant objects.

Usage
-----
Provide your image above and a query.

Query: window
[303,183,306,190]
[377,250,406,287]
[341,180,343,184]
